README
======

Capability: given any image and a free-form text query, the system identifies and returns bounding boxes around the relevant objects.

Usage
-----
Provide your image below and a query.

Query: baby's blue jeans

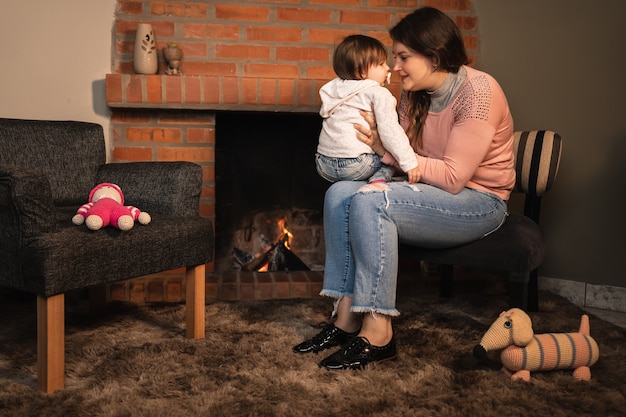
[315,153,394,183]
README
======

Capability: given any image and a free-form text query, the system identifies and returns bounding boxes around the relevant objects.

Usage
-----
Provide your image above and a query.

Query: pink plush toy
[72,183,151,231]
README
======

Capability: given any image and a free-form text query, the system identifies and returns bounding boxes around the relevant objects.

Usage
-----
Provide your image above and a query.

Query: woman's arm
[417,120,495,194]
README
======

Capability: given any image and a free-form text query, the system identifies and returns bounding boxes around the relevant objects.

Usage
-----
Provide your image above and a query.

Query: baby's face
[366,61,390,86]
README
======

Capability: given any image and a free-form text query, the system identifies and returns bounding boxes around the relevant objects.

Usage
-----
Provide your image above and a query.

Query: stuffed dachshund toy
[72,183,151,231]
[473,308,599,381]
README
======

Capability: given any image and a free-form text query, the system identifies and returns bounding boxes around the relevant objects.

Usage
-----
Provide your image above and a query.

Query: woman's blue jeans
[320,181,508,316]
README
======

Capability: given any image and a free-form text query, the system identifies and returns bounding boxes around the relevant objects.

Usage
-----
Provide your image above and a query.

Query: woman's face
[392,41,446,92]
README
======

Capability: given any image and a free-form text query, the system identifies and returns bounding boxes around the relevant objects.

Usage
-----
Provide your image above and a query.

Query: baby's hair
[333,34,388,80]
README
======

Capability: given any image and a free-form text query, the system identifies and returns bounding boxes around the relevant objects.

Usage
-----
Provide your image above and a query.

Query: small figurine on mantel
[163,43,183,75]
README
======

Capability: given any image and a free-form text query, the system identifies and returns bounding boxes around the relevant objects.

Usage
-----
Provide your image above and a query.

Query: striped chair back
[513,130,562,196]
[511,130,563,223]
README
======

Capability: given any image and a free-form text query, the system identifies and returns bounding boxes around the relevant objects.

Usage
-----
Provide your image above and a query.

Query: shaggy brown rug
[0,284,625,417]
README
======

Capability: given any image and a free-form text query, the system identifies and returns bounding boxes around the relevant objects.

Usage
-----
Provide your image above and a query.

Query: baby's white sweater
[317,78,418,172]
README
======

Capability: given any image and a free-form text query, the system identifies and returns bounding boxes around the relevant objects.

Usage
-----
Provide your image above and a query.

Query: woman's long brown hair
[390,7,469,150]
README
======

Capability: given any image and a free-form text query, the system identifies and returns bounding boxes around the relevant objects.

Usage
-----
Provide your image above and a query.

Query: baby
[315,34,419,183]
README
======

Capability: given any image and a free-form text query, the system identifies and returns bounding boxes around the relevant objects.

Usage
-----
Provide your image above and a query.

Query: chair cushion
[399,213,544,281]
[19,207,214,297]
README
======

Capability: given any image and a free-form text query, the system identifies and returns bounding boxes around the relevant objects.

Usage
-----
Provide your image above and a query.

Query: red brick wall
[105,0,478,303]
[112,0,477,78]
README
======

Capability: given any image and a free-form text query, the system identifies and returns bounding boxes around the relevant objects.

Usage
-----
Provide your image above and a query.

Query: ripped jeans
[319,181,508,316]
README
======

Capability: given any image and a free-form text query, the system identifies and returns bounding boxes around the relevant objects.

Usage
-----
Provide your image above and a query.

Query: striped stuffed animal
[473,308,599,381]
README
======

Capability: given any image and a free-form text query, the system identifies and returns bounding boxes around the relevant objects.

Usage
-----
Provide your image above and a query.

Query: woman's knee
[325,181,362,202]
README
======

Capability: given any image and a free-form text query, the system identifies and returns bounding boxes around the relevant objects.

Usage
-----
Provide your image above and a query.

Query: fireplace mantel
[105,74,403,113]
[106,73,330,113]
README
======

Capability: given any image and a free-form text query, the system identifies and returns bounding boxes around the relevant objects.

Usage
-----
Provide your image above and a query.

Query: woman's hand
[355,109,386,156]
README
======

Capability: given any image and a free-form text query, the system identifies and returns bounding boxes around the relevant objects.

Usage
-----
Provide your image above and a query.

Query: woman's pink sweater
[394,66,515,201]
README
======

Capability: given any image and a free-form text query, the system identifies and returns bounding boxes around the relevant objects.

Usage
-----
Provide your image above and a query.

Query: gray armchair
[0,118,214,392]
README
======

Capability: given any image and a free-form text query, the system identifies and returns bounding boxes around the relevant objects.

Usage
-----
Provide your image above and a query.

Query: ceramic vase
[133,23,158,74]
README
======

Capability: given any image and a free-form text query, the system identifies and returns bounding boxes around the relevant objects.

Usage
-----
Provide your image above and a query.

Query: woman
[293,6,515,370]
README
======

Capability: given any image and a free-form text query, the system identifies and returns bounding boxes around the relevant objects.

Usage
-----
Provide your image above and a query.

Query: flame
[277,218,292,249]
[252,218,294,272]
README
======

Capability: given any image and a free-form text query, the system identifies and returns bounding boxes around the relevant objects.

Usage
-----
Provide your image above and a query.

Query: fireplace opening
[214,111,329,274]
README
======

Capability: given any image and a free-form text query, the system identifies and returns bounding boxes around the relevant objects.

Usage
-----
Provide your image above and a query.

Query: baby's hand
[406,166,421,184]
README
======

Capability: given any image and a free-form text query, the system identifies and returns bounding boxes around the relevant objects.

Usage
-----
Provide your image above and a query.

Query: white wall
[0,0,116,157]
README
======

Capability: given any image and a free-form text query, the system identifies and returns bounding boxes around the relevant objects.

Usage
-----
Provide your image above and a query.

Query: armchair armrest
[0,165,56,241]
[95,162,202,216]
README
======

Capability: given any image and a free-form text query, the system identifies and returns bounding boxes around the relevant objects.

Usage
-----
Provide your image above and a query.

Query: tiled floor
[537,276,626,330]
[584,307,626,330]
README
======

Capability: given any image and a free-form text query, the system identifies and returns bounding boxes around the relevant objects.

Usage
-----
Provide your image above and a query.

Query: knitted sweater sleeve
[418,118,495,194]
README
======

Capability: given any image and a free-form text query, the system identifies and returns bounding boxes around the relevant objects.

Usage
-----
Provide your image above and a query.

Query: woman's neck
[427,66,467,112]
[426,71,450,95]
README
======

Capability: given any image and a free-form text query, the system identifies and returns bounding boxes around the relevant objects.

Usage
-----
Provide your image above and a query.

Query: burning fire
[239,216,309,272]
[257,218,292,272]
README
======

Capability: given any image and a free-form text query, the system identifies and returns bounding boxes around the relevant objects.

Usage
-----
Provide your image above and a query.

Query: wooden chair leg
[37,294,64,393]
[186,264,206,339]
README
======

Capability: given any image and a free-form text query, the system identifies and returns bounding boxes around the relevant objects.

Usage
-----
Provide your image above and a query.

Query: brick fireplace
[104,0,479,304]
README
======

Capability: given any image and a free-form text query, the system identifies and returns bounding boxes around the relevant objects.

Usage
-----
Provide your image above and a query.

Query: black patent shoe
[318,336,397,370]
[293,323,360,354]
